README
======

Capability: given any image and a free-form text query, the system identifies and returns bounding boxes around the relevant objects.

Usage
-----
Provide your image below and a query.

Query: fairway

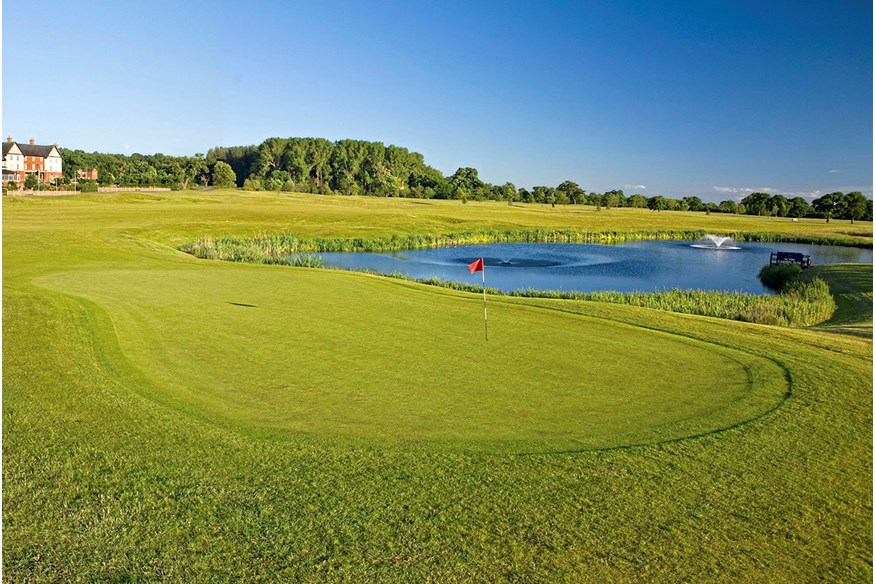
[4,192,872,581]
[38,265,786,451]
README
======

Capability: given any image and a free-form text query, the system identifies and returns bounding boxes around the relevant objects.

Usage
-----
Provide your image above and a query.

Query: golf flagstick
[469,257,487,341]
[482,262,488,341]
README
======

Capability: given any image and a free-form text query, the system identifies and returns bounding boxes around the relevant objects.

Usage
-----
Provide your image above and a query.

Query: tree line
[46,138,872,222]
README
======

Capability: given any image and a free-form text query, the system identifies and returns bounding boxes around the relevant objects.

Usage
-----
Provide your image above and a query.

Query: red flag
[469,257,484,274]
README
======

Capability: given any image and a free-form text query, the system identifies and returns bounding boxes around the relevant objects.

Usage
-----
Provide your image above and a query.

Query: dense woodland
[41,138,873,221]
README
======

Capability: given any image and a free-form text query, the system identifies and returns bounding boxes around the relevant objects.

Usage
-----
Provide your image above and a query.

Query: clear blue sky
[3,0,872,201]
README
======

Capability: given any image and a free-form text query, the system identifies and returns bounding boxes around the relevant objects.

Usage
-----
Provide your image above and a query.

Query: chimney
[54,143,58,148]
[29,137,35,145]
[6,136,12,143]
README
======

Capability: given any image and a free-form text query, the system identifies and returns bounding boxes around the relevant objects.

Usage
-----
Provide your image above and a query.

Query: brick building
[77,167,99,181]
[2,137,63,188]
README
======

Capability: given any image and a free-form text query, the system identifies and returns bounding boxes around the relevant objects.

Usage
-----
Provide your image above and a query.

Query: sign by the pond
[770,251,813,268]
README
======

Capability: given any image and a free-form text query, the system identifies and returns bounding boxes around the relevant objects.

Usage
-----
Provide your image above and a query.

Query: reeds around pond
[181,229,846,326]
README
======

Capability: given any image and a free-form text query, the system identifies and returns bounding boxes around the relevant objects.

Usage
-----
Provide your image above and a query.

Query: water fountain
[691,234,741,250]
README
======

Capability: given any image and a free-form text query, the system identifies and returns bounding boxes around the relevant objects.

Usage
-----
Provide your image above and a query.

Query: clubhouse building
[2,137,63,188]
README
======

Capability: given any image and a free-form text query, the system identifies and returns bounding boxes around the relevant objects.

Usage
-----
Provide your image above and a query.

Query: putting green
[38,264,788,452]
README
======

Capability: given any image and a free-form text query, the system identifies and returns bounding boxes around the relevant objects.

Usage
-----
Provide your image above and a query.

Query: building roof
[2,142,21,157]
[18,143,59,158]
[3,140,60,158]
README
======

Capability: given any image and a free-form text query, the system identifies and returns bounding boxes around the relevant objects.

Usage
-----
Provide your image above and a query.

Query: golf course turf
[4,191,872,581]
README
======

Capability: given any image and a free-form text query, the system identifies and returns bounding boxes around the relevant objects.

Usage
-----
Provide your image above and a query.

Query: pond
[317,238,873,294]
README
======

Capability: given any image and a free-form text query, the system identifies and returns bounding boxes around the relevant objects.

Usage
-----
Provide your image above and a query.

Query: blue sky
[3,0,872,200]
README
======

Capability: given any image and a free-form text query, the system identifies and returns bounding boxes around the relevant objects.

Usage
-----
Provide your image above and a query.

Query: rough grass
[802,263,874,337]
[3,190,872,582]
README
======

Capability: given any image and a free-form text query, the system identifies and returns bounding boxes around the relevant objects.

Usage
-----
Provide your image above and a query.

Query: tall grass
[367,271,836,327]
[180,228,871,265]
[509,278,836,327]
[180,229,708,263]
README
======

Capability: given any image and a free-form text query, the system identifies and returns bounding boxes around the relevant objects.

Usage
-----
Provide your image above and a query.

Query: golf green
[38,264,788,452]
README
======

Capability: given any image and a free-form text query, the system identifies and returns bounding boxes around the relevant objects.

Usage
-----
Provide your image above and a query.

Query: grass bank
[802,263,873,337]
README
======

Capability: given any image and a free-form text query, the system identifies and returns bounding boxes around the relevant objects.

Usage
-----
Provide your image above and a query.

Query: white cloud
[829,169,841,174]
[712,186,777,195]
[624,184,647,191]
[788,190,823,200]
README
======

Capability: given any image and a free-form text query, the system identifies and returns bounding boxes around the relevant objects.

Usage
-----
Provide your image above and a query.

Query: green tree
[647,195,667,211]
[282,138,312,187]
[602,190,623,209]
[682,196,704,212]
[361,142,389,194]
[532,186,558,205]
[498,182,517,201]
[182,154,208,189]
[24,174,38,189]
[845,192,868,224]
[769,194,789,217]
[812,192,843,223]
[556,181,586,204]
[330,140,368,195]
[718,200,737,214]
[255,138,289,177]
[787,197,811,219]
[740,192,772,216]
[211,161,237,188]
[449,168,483,200]
[385,145,424,196]
[627,194,648,208]
[409,166,448,199]
[306,138,334,194]
[207,145,258,187]
[518,187,533,203]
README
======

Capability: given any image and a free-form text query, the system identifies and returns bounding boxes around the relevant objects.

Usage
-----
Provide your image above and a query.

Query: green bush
[78,180,99,193]
[242,178,263,191]
[758,263,802,291]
